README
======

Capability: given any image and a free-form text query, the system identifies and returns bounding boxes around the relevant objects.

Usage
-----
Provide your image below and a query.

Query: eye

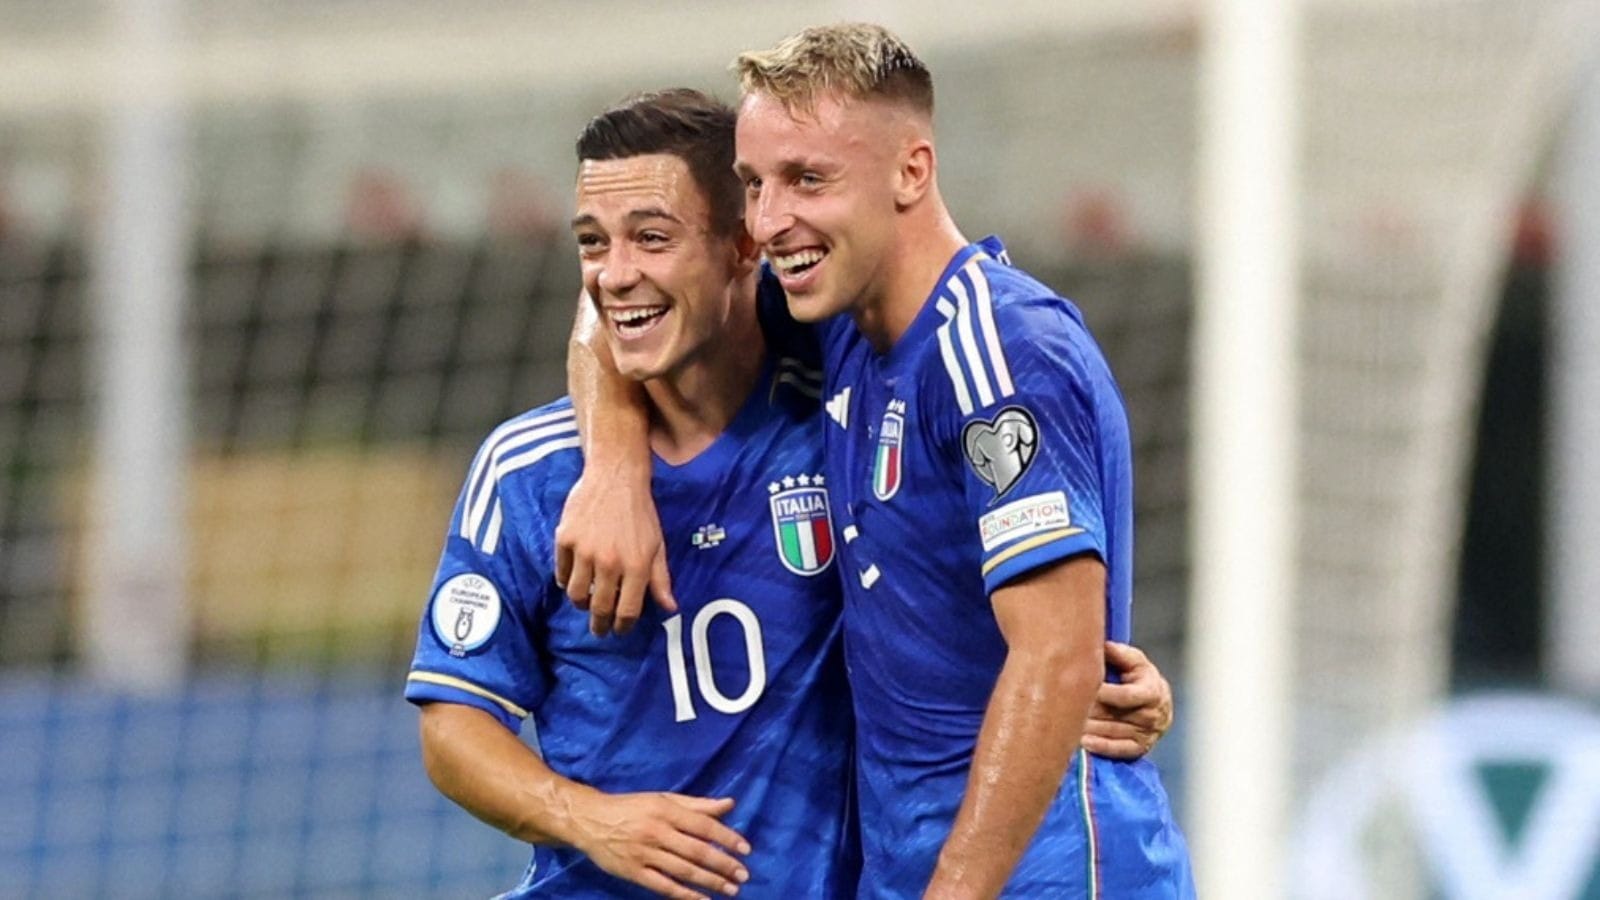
[575,233,606,255]
[798,171,823,188]
[744,176,763,196]
[638,230,670,247]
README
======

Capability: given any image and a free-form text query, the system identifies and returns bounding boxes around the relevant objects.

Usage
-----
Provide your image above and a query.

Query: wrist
[587,436,652,478]
[542,781,607,850]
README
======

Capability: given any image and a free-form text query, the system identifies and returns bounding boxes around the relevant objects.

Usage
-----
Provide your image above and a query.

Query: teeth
[608,306,666,324]
[773,249,825,273]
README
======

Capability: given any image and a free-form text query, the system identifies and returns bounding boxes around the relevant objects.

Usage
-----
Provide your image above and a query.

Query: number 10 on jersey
[662,598,767,723]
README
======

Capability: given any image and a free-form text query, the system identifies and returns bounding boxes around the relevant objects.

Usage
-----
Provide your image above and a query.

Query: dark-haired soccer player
[562,24,1193,900]
[408,89,854,899]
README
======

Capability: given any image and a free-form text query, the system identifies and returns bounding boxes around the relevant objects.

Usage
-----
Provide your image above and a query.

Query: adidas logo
[826,386,852,430]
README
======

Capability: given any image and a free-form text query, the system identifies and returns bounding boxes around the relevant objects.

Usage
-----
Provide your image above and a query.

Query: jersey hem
[981,530,1101,595]
[406,671,530,723]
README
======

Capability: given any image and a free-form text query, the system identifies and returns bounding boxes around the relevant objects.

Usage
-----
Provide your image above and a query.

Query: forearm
[419,702,598,847]
[568,294,650,463]
[927,649,1101,898]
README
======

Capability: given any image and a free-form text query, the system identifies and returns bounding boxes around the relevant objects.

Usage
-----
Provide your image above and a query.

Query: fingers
[555,541,575,593]
[666,796,750,855]
[650,547,678,614]
[1095,679,1159,711]
[567,555,594,611]
[1084,715,1150,741]
[674,795,737,817]
[1082,734,1147,760]
[1103,640,1150,674]
[615,567,647,635]
[631,865,711,900]
[589,567,620,636]
[653,832,749,895]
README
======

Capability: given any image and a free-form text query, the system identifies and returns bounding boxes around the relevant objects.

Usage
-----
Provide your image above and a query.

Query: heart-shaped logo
[962,406,1039,499]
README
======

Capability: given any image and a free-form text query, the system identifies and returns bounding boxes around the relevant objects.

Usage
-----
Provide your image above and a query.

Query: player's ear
[733,227,760,274]
[895,138,936,209]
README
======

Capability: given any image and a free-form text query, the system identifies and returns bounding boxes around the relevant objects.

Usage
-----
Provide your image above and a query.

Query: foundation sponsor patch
[979,490,1071,552]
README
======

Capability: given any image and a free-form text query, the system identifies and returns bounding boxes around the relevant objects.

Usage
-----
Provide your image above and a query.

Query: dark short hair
[575,88,742,236]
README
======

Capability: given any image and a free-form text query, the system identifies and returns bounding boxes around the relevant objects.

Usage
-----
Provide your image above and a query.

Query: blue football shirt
[405,288,856,898]
[794,237,1193,898]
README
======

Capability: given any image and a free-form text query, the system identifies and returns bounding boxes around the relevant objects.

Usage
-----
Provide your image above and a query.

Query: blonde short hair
[733,23,933,116]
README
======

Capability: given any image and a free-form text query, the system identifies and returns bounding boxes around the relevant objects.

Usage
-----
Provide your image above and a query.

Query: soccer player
[560,24,1194,899]
[407,89,857,899]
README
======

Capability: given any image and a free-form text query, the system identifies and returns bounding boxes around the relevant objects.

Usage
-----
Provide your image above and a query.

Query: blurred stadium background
[3,0,1600,896]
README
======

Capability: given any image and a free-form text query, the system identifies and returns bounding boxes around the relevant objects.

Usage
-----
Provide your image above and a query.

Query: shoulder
[457,397,584,554]
[925,253,1097,416]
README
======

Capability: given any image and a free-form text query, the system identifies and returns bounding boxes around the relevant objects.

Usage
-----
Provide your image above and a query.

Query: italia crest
[873,399,906,501]
[768,474,834,576]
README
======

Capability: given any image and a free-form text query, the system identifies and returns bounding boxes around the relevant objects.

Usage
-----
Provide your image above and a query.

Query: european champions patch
[431,573,502,657]
[962,405,1039,499]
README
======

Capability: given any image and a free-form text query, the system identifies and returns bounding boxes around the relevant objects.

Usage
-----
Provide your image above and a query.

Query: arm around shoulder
[560,291,674,634]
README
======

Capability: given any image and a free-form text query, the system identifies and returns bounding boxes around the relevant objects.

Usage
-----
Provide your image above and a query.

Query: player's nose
[596,245,642,294]
[747,186,794,247]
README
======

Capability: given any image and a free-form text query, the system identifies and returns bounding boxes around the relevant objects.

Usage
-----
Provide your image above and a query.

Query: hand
[554,466,676,636]
[570,791,752,899]
[1081,641,1173,759]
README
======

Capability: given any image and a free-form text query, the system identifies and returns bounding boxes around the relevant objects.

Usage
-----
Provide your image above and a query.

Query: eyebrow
[569,208,684,230]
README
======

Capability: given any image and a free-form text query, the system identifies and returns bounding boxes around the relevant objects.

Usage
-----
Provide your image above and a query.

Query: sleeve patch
[979,490,1073,552]
[962,405,1040,499]
[430,573,502,656]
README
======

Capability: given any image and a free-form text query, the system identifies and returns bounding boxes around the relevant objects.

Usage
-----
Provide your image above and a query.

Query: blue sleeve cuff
[404,670,528,734]
[981,528,1103,596]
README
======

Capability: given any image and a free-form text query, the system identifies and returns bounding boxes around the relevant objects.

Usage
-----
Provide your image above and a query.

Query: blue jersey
[797,237,1192,897]
[405,291,857,897]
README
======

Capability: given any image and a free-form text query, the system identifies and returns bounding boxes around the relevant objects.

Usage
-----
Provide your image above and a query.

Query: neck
[644,282,766,465]
[853,196,967,353]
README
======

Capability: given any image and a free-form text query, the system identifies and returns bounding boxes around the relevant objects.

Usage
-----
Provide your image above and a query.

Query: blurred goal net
[0,0,1596,896]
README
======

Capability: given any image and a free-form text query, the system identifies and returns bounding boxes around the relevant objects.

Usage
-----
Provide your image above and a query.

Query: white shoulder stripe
[950,274,996,408]
[465,418,580,541]
[480,499,505,555]
[965,259,1015,397]
[473,433,583,553]
[936,313,975,415]
[461,408,575,539]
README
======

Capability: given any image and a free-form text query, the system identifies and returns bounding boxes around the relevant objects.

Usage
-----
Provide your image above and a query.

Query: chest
[822,345,975,591]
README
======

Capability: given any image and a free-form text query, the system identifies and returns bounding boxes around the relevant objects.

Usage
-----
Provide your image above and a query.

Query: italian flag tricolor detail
[874,406,905,500]
[769,483,835,576]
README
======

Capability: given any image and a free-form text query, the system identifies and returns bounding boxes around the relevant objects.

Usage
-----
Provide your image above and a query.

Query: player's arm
[419,701,750,899]
[924,556,1105,900]
[556,292,674,635]
[1084,640,1174,759]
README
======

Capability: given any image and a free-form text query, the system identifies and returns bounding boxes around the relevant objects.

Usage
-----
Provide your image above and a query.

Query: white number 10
[662,598,766,723]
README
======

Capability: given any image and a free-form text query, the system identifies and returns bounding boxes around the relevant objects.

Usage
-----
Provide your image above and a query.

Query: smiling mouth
[771,248,827,278]
[607,305,668,338]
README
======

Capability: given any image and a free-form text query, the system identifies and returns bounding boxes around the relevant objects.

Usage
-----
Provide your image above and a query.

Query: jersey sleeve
[938,296,1110,595]
[405,433,557,733]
